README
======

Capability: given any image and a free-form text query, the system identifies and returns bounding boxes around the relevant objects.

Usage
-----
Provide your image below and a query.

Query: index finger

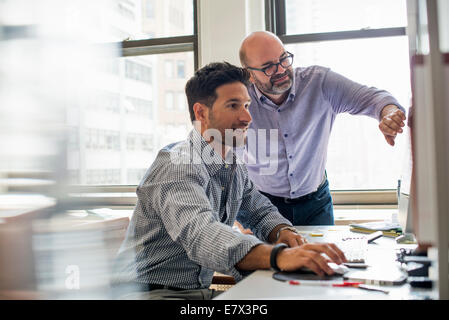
[327,243,347,263]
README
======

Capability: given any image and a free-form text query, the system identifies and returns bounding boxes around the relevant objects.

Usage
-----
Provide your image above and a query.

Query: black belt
[113,282,185,292]
[261,175,327,204]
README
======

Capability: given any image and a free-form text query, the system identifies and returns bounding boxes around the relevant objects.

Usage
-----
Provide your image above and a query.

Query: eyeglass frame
[246,52,294,77]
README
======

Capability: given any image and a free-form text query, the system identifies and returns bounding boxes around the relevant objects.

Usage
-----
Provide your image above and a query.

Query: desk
[215,226,435,300]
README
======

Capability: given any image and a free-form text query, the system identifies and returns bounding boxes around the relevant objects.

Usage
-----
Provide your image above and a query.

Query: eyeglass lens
[265,55,293,76]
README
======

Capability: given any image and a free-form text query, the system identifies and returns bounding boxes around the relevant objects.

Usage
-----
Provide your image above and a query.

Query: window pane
[67,52,194,185]
[286,0,407,35]
[438,0,449,53]
[286,36,411,190]
[107,0,194,41]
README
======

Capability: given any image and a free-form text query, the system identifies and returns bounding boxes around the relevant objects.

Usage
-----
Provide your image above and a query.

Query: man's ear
[247,70,256,84]
[193,102,208,123]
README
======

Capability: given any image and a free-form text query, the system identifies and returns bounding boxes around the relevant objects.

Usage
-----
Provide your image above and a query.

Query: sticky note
[310,232,324,237]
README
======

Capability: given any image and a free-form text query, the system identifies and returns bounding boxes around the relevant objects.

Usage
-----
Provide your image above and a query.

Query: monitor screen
[397,123,414,234]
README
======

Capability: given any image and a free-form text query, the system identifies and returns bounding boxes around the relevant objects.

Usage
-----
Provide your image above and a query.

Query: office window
[116,1,136,21]
[114,0,194,40]
[145,0,155,19]
[87,91,121,114]
[165,60,174,78]
[272,0,411,190]
[125,96,153,119]
[177,92,186,111]
[63,1,196,185]
[125,60,152,84]
[177,60,185,78]
[127,134,136,151]
[68,170,80,185]
[285,0,407,35]
[169,0,185,29]
[127,168,148,184]
[67,51,194,185]
[438,0,449,53]
[67,127,79,151]
[165,91,174,110]
[86,169,120,185]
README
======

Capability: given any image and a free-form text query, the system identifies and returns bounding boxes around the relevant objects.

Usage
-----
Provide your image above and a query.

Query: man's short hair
[185,62,250,122]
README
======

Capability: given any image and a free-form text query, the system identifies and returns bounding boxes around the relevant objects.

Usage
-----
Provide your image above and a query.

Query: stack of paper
[349,221,402,238]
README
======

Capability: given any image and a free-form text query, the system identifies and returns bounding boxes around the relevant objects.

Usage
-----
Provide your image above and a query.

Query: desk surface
[215,226,435,300]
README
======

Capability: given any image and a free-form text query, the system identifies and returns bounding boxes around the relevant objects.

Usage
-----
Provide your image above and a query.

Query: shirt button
[289,173,293,177]
[291,191,295,195]
[224,164,229,169]
[284,134,288,137]
[289,155,292,159]
[277,109,281,113]
[221,187,225,191]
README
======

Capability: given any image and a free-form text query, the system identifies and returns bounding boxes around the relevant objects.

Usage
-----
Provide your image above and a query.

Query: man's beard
[212,128,247,148]
[224,128,247,148]
[255,68,293,95]
[207,113,248,148]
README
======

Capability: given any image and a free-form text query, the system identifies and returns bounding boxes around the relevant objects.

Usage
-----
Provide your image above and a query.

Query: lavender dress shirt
[240,65,403,198]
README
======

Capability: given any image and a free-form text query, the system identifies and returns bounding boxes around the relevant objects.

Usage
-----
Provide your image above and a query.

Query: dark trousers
[260,179,334,226]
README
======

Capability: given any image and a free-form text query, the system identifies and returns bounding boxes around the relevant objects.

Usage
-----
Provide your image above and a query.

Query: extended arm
[322,69,406,146]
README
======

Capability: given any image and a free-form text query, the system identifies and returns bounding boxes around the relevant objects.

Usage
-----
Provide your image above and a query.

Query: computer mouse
[328,262,349,275]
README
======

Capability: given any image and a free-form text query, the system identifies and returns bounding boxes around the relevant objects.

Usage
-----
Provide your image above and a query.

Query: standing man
[112,62,346,300]
[238,31,406,226]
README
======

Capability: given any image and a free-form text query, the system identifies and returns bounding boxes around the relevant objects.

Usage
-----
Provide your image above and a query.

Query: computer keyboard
[337,235,368,263]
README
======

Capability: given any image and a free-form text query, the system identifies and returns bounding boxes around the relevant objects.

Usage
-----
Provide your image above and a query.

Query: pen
[288,280,362,287]
[288,280,390,294]
[357,284,390,294]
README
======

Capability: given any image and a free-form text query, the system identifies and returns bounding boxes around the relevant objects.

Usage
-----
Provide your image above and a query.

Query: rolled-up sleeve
[322,69,405,120]
[237,165,293,242]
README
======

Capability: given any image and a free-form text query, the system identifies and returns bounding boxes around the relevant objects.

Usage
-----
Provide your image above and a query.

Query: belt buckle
[284,197,296,204]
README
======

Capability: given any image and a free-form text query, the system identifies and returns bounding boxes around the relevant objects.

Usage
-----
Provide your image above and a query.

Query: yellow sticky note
[310,232,324,237]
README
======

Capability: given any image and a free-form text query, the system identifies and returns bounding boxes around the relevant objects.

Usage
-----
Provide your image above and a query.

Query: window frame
[263,0,409,203]
[265,0,407,43]
[65,0,198,191]
[65,0,402,208]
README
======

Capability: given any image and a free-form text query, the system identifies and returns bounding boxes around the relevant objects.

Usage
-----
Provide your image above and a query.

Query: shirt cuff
[223,235,264,281]
[376,100,406,121]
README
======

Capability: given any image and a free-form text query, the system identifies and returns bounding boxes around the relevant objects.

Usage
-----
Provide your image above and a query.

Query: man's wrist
[269,224,292,243]
[270,243,288,271]
[380,104,399,120]
[275,226,299,242]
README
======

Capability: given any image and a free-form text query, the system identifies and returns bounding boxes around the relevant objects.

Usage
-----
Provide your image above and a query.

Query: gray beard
[256,71,293,95]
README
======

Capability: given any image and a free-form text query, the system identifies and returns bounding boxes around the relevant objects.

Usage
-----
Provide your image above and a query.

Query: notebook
[349,221,402,238]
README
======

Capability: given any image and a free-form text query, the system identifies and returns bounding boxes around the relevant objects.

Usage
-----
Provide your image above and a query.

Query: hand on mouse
[276,243,347,277]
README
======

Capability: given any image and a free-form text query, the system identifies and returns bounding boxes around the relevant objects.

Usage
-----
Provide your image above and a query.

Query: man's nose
[240,106,252,124]
[275,62,287,75]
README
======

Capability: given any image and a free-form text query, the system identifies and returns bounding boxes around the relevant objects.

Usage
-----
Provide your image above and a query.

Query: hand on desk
[277,243,347,277]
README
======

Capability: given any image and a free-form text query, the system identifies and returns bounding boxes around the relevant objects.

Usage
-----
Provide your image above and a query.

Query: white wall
[197,0,265,67]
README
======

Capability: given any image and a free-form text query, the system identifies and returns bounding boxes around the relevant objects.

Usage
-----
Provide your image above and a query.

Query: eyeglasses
[247,52,294,77]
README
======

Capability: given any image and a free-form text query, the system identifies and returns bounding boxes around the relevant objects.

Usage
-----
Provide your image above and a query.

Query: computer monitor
[397,192,413,234]
[395,116,416,243]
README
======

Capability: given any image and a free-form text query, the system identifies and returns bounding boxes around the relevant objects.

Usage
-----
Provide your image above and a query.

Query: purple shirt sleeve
[322,68,405,120]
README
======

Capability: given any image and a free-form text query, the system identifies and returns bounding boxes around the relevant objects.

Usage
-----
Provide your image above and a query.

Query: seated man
[112,62,346,300]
